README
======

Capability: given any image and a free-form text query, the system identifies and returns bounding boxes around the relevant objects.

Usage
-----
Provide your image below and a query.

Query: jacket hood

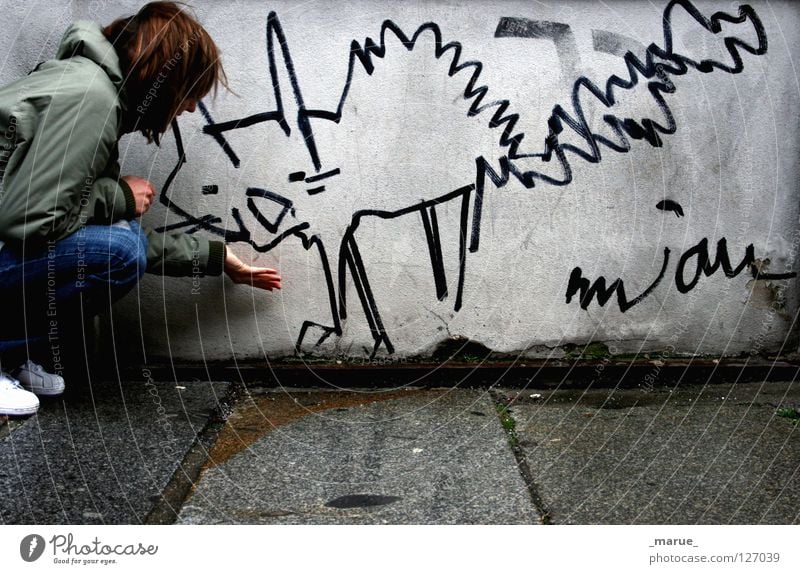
[56,21,125,95]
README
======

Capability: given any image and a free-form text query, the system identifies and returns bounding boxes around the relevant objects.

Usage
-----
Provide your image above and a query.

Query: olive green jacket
[0,21,225,276]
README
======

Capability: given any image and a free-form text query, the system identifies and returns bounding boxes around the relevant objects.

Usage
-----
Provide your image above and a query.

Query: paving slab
[178,388,540,524]
[506,382,800,524]
[0,379,230,524]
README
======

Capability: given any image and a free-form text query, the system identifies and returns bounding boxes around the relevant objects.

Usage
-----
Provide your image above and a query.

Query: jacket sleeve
[0,90,136,248]
[144,229,226,277]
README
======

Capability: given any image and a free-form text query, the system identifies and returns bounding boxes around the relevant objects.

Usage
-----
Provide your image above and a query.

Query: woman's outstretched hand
[224,248,282,291]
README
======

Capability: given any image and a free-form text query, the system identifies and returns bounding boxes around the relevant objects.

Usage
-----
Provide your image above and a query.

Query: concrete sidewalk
[1,377,798,524]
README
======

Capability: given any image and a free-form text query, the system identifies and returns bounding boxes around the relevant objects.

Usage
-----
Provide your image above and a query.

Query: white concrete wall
[3,1,800,361]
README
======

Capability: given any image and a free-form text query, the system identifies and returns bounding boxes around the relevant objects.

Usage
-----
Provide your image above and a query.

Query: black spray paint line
[656,199,684,217]
[566,247,671,312]
[305,168,341,183]
[340,234,395,355]
[245,188,294,234]
[676,237,796,293]
[506,1,769,189]
[157,214,222,234]
[420,204,448,301]
[567,238,797,312]
[198,101,240,168]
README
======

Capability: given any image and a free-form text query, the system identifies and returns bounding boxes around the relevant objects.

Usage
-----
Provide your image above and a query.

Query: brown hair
[103,1,228,143]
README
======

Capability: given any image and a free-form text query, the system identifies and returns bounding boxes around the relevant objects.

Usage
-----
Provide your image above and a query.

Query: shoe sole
[26,387,65,397]
[0,405,39,416]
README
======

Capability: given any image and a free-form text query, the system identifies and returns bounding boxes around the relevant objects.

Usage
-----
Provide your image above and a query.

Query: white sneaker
[13,360,65,396]
[0,373,39,416]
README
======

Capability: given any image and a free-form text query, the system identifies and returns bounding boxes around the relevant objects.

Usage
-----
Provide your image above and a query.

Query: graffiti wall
[3,0,799,361]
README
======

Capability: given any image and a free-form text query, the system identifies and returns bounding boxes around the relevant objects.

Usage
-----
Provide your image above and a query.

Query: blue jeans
[0,221,147,358]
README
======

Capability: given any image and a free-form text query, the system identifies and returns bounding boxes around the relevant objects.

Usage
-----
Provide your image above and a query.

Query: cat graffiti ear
[265,11,293,138]
[266,11,323,171]
[200,11,323,171]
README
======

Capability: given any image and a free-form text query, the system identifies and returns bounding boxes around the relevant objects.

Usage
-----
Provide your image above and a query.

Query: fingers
[231,266,282,291]
[239,265,280,278]
[252,279,281,291]
[143,182,155,210]
[137,196,154,215]
[136,198,151,216]
[249,272,282,290]
[236,277,281,290]
[248,266,280,277]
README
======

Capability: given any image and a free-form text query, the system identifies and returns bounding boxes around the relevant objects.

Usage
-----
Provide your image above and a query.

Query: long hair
[103,1,228,143]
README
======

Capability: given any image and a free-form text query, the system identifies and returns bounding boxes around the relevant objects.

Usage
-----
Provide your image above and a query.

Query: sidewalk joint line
[491,390,552,524]
[144,381,243,524]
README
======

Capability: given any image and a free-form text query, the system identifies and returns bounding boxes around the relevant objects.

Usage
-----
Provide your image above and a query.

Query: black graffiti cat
[156,1,779,355]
